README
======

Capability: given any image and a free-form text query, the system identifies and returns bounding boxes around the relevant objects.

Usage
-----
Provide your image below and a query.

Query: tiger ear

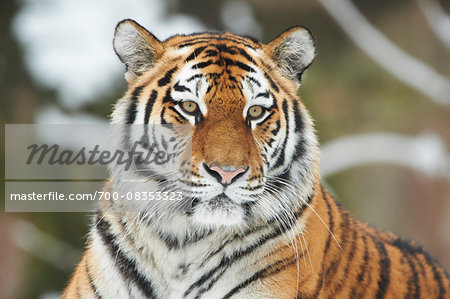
[265,26,315,85]
[113,19,164,83]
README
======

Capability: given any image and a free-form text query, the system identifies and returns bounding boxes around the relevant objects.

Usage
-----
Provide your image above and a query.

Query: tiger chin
[62,19,449,298]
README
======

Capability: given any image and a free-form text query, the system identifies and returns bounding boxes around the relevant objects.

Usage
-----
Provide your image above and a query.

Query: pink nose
[206,165,247,185]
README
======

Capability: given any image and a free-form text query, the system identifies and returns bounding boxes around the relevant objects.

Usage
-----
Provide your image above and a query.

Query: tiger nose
[203,163,248,186]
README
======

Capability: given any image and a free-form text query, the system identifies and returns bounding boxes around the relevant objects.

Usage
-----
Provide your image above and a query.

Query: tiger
[62,19,450,298]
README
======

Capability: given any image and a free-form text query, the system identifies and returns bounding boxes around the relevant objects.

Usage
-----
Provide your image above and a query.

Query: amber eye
[181,101,198,114]
[248,105,265,119]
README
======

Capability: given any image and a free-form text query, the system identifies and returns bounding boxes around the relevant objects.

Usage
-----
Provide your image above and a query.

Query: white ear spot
[267,27,315,84]
[283,30,315,72]
[113,19,162,82]
[113,22,143,61]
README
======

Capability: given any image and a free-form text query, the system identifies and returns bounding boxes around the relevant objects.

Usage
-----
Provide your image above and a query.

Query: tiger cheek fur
[62,19,450,298]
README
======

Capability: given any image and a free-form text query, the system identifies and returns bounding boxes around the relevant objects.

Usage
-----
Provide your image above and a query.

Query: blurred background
[1,0,449,297]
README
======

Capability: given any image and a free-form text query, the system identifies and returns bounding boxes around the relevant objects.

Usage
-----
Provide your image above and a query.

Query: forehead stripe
[187,74,204,82]
[237,48,254,63]
[158,66,178,87]
[177,37,256,49]
[185,46,207,62]
[162,89,177,104]
[247,77,261,87]
[224,58,255,73]
[204,49,218,57]
[191,58,255,73]
[264,71,280,93]
[192,60,216,69]
[173,82,192,93]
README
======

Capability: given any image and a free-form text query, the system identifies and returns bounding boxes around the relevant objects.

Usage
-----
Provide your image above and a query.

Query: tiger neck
[91,179,343,296]
[94,177,332,258]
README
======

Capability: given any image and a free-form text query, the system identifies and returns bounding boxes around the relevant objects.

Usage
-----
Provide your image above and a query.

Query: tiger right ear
[113,19,164,83]
[265,26,315,86]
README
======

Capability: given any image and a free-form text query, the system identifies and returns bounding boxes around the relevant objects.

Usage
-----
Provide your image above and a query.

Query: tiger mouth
[191,193,234,210]
[206,194,234,209]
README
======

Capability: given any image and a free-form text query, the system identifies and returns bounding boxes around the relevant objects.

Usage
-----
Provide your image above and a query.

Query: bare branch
[416,0,450,49]
[320,132,450,179]
[317,0,450,107]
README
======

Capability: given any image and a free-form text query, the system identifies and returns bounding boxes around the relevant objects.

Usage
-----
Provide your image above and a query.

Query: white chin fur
[191,198,245,228]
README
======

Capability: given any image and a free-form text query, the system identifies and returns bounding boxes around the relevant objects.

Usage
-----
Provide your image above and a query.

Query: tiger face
[111,20,319,230]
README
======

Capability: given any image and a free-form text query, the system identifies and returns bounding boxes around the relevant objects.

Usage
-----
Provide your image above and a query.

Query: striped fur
[62,19,449,298]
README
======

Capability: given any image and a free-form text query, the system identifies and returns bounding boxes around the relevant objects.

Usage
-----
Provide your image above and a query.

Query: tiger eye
[181,101,198,114]
[248,105,264,119]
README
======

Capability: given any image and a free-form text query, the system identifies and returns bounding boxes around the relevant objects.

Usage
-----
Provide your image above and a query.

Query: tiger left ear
[113,19,164,83]
[265,26,315,85]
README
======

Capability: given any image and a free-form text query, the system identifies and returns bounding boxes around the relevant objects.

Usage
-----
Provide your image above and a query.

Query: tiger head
[110,19,319,231]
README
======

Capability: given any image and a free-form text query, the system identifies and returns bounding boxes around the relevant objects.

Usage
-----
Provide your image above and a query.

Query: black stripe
[247,76,261,87]
[330,228,358,296]
[237,48,254,63]
[264,71,279,92]
[219,46,237,55]
[173,82,192,92]
[223,58,255,73]
[372,237,391,299]
[160,106,167,124]
[187,74,204,82]
[310,276,324,299]
[272,100,289,169]
[391,237,447,299]
[186,46,207,62]
[96,215,157,298]
[185,197,311,297]
[255,111,274,127]
[357,235,370,283]
[204,49,218,57]
[292,100,306,161]
[310,190,336,299]
[173,82,191,93]
[127,86,144,124]
[85,263,102,299]
[322,187,334,256]
[162,88,177,104]
[270,167,291,190]
[192,60,215,69]
[350,234,370,297]
[222,257,298,299]
[158,67,178,87]
[255,91,270,99]
[168,106,188,122]
[177,37,256,49]
[292,100,304,133]
[432,266,447,299]
[404,253,420,299]
[199,220,275,269]
[154,227,213,250]
[144,90,158,124]
[270,120,281,137]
